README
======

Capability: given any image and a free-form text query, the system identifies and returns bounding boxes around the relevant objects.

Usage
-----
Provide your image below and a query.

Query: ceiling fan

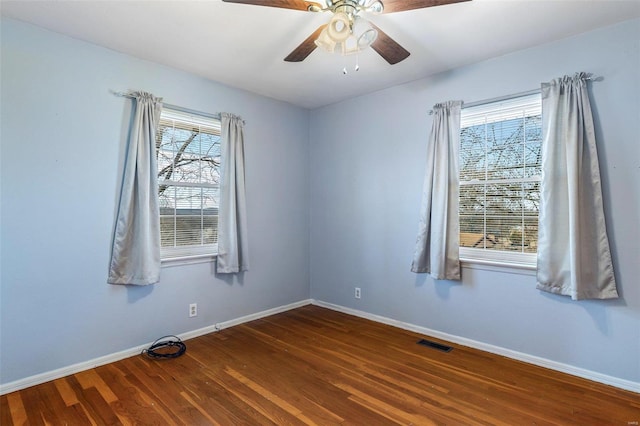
[222,0,471,65]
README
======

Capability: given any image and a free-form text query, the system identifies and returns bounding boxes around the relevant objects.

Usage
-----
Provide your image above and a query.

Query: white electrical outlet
[355,287,361,299]
[189,303,197,318]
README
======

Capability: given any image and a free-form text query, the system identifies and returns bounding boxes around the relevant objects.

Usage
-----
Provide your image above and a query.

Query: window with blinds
[459,93,542,267]
[156,107,221,260]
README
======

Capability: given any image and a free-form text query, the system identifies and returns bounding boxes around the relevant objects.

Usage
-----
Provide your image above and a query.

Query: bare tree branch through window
[155,111,221,256]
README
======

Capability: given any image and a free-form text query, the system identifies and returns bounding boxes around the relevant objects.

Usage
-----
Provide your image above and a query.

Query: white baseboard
[4,298,636,396]
[0,342,152,396]
[312,299,640,394]
[0,299,313,395]
[180,298,313,340]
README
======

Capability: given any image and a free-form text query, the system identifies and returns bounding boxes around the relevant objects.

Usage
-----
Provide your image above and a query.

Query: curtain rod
[427,75,603,115]
[110,90,221,120]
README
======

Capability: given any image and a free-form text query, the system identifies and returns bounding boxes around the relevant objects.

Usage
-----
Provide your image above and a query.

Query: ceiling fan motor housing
[316,0,384,15]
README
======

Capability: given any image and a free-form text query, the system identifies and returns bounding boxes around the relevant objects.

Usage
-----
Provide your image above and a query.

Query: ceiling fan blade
[370,24,410,65]
[381,0,471,14]
[284,25,326,62]
[221,0,321,12]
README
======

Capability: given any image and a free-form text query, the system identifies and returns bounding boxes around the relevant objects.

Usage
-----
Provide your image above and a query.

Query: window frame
[458,93,542,270]
[156,106,221,262]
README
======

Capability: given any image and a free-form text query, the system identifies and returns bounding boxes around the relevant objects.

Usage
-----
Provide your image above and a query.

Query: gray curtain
[217,113,249,273]
[108,92,163,285]
[411,101,462,280]
[537,73,618,300]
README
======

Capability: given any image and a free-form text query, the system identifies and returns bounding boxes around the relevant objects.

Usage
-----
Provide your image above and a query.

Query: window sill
[161,253,217,268]
[460,257,536,276]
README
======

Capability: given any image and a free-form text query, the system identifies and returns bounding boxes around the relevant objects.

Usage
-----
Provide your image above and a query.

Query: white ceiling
[2,0,639,108]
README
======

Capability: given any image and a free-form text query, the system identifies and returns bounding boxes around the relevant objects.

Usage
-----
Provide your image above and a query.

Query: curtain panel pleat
[411,101,462,280]
[537,73,618,300]
[216,113,249,273]
[108,92,163,285]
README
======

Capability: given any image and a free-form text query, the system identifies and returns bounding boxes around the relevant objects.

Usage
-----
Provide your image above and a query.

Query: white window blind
[459,93,542,267]
[156,107,221,260]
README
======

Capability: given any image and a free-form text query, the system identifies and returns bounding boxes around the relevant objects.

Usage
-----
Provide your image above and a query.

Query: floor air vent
[417,339,453,352]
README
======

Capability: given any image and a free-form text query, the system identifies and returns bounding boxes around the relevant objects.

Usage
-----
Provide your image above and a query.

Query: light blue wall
[0,19,310,384]
[309,19,640,383]
[2,16,639,387]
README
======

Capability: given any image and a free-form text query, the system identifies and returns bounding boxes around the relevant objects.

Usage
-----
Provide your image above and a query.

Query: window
[459,93,542,268]
[155,107,221,260]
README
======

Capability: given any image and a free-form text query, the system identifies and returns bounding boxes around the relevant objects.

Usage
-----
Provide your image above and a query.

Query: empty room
[1,0,639,424]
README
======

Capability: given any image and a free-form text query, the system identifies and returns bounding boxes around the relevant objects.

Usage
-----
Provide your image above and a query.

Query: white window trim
[161,243,218,260]
[161,252,217,268]
[157,106,221,261]
[459,247,536,275]
[458,92,542,273]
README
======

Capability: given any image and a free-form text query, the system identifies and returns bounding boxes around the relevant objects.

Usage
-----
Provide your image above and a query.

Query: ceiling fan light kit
[222,0,471,65]
[315,13,378,56]
[326,12,351,43]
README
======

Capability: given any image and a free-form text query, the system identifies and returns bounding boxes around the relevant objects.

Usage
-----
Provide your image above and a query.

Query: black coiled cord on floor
[141,335,187,360]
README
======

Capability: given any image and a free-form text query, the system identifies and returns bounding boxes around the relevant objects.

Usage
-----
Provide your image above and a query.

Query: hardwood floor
[2,305,639,425]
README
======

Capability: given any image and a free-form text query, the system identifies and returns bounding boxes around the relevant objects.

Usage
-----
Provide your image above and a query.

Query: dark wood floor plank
[0,392,14,426]
[3,392,25,426]
[16,386,47,426]
[147,347,280,425]
[65,375,123,425]
[97,362,183,425]
[255,309,533,423]
[2,305,639,425]
[35,381,91,425]
[222,326,402,424]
